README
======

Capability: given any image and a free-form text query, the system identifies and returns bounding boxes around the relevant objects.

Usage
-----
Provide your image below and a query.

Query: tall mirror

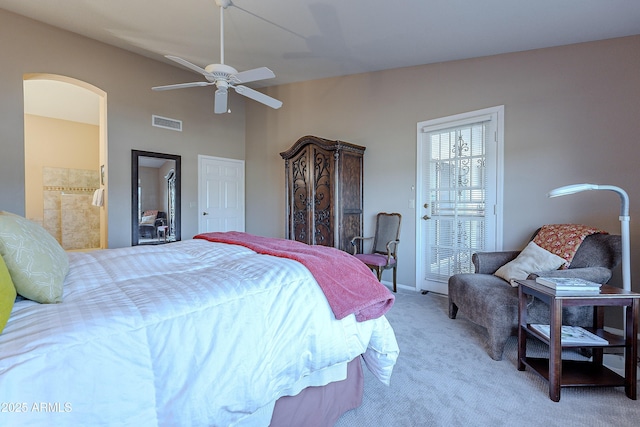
[131,150,181,245]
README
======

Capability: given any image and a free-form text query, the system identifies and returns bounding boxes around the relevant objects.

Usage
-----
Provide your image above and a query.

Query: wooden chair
[350,213,402,292]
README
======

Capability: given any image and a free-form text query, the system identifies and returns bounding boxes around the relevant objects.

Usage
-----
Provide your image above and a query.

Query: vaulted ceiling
[3,0,640,88]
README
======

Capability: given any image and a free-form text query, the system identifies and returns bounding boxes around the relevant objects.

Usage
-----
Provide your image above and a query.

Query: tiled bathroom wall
[43,167,100,250]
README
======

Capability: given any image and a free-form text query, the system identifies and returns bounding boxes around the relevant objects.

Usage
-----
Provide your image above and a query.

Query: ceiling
[4,0,640,89]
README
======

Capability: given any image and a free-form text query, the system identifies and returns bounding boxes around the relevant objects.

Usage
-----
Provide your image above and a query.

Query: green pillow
[0,255,17,334]
[0,211,68,303]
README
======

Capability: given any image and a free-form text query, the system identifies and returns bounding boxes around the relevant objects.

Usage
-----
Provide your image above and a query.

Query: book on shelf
[553,289,601,295]
[535,276,602,291]
[529,324,608,345]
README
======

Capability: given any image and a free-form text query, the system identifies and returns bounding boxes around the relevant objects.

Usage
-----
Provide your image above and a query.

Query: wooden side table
[515,279,639,402]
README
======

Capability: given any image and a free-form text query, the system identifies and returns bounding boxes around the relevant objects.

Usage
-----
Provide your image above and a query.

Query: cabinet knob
[202,212,209,216]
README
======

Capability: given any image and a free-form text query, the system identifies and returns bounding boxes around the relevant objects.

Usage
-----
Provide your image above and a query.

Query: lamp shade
[547,183,599,197]
[548,183,629,217]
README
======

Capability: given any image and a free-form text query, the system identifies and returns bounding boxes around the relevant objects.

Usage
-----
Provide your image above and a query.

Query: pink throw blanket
[195,232,395,321]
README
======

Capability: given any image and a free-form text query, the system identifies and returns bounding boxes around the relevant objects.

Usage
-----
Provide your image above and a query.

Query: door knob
[422,215,431,220]
[202,212,209,216]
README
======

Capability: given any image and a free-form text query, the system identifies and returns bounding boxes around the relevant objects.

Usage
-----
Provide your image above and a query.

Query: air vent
[152,115,182,132]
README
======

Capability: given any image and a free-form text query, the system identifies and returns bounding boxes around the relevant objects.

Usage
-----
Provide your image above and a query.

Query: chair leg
[392,266,397,293]
[487,328,511,361]
[448,300,458,319]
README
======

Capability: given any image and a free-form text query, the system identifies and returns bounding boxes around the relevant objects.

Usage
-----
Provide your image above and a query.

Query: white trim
[420,113,494,133]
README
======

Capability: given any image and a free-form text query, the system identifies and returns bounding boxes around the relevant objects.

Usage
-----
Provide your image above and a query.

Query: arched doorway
[23,74,108,249]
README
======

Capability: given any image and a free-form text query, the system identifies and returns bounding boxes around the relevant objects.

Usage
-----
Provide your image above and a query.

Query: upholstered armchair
[139,211,166,239]
[448,230,621,360]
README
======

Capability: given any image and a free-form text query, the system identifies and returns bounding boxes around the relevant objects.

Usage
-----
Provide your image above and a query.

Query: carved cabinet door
[288,146,312,245]
[309,144,335,247]
[286,144,334,247]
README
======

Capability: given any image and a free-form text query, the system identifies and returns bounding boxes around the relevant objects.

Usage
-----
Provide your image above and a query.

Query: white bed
[0,237,399,426]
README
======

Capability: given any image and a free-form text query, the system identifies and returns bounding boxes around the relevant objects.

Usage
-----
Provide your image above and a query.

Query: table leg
[592,306,603,366]
[549,298,562,402]
[625,299,638,399]
[517,286,527,371]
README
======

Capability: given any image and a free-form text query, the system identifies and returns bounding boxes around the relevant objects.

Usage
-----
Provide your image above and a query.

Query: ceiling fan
[152,0,282,114]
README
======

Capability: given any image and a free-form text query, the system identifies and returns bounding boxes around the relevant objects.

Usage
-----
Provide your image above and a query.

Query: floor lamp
[547,183,630,293]
[548,184,631,340]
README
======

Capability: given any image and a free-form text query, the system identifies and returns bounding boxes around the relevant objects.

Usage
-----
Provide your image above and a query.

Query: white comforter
[0,239,398,427]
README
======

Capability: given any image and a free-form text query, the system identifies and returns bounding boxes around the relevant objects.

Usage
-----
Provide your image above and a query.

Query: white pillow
[140,215,156,225]
[494,241,566,287]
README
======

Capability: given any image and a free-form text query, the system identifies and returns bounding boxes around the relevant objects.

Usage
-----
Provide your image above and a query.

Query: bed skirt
[270,357,364,427]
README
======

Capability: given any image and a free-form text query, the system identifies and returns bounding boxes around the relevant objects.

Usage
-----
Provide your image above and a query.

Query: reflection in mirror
[131,150,181,245]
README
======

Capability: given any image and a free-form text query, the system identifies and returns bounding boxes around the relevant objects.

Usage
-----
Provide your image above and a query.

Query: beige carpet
[335,290,640,426]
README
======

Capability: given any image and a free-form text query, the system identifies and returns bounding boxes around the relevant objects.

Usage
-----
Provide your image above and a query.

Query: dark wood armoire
[280,135,365,252]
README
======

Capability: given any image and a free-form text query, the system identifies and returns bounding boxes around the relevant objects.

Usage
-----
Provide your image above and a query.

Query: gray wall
[3,7,640,302]
[0,9,246,248]
[246,36,640,299]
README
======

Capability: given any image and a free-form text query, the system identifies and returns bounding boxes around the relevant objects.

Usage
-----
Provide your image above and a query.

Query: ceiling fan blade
[231,67,276,84]
[234,85,282,109]
[165,55,213,78]
[152,81,213,91]
[214,88,228,114]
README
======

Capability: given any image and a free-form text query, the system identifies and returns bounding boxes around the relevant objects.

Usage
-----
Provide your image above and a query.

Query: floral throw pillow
[533,224,606,266]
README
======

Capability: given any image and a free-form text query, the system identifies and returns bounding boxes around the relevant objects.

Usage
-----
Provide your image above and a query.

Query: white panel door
[416,106,503,294]
[198,155,245,233]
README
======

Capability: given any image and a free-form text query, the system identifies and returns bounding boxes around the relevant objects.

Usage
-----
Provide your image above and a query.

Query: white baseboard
[594,327,639,376]
[380,280,414,292]
[382,281,448,295]
[603,353,640,377]
[603,326,640,348]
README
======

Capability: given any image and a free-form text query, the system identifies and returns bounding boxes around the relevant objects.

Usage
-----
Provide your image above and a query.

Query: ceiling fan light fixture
[216,80,229,91]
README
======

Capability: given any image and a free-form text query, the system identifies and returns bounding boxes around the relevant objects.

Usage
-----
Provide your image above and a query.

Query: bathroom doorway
[23,74,108,250]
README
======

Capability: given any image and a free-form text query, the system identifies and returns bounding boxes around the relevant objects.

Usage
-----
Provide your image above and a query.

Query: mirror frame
[131,149,181,246]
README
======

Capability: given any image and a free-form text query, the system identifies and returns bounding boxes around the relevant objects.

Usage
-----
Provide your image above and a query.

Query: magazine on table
[553,289,601,295]
[535,276,602,291]
[530,324,608,345]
